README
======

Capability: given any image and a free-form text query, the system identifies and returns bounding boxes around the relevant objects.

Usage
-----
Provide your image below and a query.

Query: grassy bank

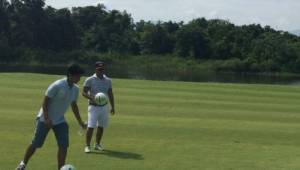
[1,73,300,169]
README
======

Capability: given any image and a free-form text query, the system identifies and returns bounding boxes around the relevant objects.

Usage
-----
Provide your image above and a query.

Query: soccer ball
[94,92,108,105]
[60,164,75,170]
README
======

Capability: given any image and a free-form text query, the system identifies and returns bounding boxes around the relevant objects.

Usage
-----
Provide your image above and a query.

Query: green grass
[1,73,300,170]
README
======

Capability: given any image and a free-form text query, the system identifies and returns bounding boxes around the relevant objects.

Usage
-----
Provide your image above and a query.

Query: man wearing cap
[16,64,86,170]
[82,61,115,153]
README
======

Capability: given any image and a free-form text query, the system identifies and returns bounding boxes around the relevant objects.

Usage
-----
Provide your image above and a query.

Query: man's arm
[42,96,52,128]
[71,102,86,128]
[82,86,94,101]
[108,88,115,115]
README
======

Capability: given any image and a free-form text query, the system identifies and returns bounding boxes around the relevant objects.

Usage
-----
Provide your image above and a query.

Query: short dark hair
[67,63,85,76]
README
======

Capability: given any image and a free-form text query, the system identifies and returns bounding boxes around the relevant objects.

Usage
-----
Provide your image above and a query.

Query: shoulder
[83,76,94,86]
[104,75,112,81]
[49,79,64,88]
[85,76,95,82]
[46,79,64,94]
[73,84,79,91]
[74,84,79,89]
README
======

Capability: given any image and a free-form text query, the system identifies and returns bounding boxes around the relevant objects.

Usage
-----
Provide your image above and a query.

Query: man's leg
[95,105,109,148]
[58,147,67,170]
[86,106,98,147]
[86,128,94,146]
[23,144,37,164]
[84,128,94,153]
[96,127,104,145]
[53,122,69,170]
[17,120,49,169]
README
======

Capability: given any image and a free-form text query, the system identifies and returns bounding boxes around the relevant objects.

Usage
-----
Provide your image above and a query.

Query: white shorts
[87,105,109,128]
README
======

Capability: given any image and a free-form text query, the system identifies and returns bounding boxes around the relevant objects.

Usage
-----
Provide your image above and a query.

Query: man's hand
[80,121,87,129]
[111,108,115,116]
[44,118,52,129]
[82,86,95,103]
[89,95,96,103]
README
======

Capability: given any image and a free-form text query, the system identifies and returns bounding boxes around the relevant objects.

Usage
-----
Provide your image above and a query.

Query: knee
[87,128,94,132]
[31,142,43,149]
[58,146,68,153]
[28,144,38,151]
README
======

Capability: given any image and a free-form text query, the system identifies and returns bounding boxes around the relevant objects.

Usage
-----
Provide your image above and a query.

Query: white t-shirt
[37,78,79,125]
[83,74,112,103]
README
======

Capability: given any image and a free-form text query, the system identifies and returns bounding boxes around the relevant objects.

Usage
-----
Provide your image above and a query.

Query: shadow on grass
[89,149,144,160]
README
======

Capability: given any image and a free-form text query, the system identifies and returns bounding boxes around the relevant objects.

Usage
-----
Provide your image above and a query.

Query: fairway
[2,73,300,170]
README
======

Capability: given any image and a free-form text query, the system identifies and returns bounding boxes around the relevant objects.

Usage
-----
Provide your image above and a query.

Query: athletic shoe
[84,146,91,153]
[94,144,104,151]
[16,161,26,170]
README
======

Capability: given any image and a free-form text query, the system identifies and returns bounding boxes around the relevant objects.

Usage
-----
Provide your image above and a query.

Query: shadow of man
[90,149,144,160]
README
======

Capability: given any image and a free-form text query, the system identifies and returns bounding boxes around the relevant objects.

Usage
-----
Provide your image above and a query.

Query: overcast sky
[46,0,300,31]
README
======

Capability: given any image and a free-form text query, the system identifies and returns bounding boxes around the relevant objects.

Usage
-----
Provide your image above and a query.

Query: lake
[1,64,300,85]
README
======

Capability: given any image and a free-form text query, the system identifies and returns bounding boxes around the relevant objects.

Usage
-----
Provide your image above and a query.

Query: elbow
[71,102,77,108]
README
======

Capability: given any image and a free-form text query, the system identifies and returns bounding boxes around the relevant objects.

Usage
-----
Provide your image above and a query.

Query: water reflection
[1,64,300,85]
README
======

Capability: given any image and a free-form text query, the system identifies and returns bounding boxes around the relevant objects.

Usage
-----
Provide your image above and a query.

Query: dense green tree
[0,0,13,62]
[44,7,78,50]
[0,0,10,35]
[1,2,300,73]
[10,0,48,48]
[175,23,210,59]
[137,22,175,54]
[71,4,107,40]
[72,5,136,53]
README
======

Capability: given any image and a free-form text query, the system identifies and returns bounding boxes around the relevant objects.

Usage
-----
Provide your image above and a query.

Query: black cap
[67,63,85,76]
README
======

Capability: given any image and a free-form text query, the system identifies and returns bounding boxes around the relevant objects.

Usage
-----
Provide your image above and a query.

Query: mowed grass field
[1,73,300,170]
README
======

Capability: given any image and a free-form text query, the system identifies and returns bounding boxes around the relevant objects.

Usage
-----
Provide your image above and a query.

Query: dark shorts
[31,119,69,149]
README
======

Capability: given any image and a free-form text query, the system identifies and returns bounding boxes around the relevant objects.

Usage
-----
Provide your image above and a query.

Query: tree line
[1,0,300,73]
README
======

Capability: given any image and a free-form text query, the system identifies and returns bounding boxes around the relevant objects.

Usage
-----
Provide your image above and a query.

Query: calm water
[1,64,300,85]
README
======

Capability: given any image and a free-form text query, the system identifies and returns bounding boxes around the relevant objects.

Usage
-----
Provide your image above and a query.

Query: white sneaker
[84,146,91,153]
[16,161,26,170]
[94,144,104,151]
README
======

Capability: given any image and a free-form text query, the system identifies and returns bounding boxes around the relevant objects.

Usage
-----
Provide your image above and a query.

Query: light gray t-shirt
[83,74,112,103]
[37,78,79,125]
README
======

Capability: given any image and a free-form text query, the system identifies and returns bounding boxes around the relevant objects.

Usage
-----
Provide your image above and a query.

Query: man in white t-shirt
[16,64,86,170]
[82,61,115,153]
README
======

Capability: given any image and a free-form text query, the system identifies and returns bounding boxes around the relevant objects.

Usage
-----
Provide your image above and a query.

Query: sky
[46,0,300,31]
